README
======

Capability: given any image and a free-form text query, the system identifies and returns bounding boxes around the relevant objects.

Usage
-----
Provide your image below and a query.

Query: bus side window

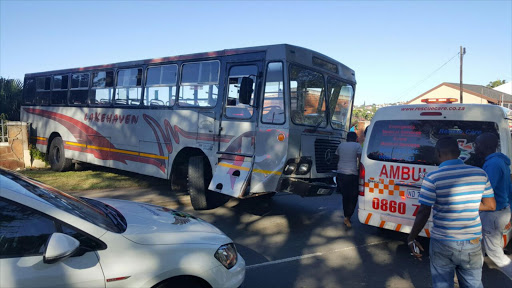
[115,68,142,106]
[35,76,51,105]
[262,62,285,124]
[145,64,177,108]
[69,73,89,105]
[225,65,256,119]
[90,71,114,106]
[23,78,36,105]
[51,75,69,105]
[179,61,219,107]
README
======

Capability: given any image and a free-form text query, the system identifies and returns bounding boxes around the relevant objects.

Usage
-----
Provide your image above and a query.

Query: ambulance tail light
[359,163,365,196]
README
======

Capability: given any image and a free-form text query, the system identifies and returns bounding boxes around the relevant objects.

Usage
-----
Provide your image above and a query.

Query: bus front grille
[314,139,340,173]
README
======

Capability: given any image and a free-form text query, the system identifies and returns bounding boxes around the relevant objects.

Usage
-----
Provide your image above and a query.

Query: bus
[21,44,356,210]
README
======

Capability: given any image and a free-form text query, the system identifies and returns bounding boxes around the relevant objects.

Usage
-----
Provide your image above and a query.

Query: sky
[1,1,511,105]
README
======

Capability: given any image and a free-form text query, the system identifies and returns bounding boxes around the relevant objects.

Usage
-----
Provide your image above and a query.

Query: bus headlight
[297,163,310,174]
[214,243,238,269]
[295,157,312,175]
[284,162,297,175]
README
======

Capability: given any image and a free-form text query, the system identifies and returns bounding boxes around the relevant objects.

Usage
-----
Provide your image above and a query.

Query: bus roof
[24,44,355,83]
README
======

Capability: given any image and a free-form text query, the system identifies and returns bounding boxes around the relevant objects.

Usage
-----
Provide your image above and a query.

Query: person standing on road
[475,132,512,279]
[407,137,496,288]
[336,131,362,228]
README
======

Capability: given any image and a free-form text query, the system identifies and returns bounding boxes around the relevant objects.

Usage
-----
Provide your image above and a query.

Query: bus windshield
[328,77,353,131]
[290,65,327,127]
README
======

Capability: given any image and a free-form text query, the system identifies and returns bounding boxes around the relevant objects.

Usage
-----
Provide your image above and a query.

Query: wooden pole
[460,46,465,103]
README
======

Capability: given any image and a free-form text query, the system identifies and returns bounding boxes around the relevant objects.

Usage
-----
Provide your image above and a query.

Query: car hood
[97,198,229,245]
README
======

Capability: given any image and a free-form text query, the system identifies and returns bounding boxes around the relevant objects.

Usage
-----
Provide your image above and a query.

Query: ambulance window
[366,120,499,167]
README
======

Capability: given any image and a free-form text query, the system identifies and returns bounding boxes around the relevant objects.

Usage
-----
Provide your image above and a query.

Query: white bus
[21,44,356,210]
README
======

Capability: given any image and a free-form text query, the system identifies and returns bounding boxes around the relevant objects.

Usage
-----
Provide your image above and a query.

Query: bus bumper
[277,177,336,197]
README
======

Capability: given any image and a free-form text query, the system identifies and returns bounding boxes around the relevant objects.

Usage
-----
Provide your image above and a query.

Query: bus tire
[48,137,73,172]
[188,156,210,210]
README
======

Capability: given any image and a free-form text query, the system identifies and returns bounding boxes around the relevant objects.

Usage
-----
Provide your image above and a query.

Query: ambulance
[359,99,512,246]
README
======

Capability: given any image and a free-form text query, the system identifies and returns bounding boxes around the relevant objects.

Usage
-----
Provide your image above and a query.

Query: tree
[486,79,507,88]
[0,77,23,120]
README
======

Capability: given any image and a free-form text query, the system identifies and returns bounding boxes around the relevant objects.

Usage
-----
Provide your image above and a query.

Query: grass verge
[20,166,168,191]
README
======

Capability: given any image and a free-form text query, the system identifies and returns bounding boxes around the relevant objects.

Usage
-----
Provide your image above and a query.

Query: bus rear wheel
[48,137,73,172]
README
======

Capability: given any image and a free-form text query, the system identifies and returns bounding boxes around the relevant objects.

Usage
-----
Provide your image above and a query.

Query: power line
[394,52,460,103]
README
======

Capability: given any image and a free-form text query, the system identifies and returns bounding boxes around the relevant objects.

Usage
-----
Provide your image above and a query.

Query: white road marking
[246,240,390,270]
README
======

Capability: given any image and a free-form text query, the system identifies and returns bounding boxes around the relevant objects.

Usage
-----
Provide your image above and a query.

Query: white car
[0,169,245,288]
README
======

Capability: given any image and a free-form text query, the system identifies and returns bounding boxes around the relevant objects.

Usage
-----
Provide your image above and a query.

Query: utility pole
[460,46,466,103]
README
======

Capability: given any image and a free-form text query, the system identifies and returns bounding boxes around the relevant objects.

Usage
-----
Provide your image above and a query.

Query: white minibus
[359,100,512,246]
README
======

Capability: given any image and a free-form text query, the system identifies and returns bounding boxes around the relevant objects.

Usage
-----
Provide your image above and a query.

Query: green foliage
[486,79,507,88]
[0,77,23,121]
[29,145,48,164]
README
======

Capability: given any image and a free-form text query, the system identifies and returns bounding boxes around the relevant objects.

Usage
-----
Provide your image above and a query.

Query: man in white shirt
[336,131,362,227]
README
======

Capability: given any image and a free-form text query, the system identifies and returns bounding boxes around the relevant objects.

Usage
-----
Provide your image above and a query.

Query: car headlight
[214,243,238,269]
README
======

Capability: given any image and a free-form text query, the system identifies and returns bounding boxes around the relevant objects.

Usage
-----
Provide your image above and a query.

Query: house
[494,82,512,95]
[407,82,512,108]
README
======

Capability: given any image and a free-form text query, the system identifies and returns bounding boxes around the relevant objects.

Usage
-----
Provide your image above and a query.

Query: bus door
[209,62,261,198]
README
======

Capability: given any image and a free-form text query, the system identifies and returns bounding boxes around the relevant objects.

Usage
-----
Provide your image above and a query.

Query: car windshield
[367,120,500,166]
[1,170,125,233]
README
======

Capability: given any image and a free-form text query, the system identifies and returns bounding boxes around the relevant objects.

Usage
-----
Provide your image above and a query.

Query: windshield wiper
[312,117,326,132]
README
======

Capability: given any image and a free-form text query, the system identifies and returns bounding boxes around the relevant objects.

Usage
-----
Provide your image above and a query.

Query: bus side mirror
[239,77,254,105]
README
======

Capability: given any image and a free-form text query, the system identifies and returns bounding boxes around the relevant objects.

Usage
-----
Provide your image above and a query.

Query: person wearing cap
[475,132,512,279]
[407,137,496,288]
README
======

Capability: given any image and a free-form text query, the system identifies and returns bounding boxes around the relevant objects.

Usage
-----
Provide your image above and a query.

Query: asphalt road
[69,186,512,288]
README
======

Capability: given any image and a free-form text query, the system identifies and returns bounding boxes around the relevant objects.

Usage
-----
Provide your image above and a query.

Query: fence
[1,119,7,143]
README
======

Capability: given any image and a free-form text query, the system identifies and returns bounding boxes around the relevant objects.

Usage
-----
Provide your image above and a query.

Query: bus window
[69,73,89,105]
[327,77,353,131]
[51,75,69,105]
[23,78,36,105]
[90,71,114,105]
[145,64,177,107]
[179,61,219,107]
[35,76,51,105]
[115,68,142,106]
[226,65,256,119]
[290,65,326,127]
[261,62,285,124]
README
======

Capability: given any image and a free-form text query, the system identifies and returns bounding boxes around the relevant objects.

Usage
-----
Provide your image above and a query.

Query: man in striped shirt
[407,137,496,288]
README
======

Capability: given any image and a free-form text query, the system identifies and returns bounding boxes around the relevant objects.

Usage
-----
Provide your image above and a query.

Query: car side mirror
[43,233,80,264]
[239,77,254,105]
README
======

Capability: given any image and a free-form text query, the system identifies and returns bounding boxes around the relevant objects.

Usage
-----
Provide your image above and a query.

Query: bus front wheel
[188,156,210,210]
[48,137,73,172]
[188,156,229,210]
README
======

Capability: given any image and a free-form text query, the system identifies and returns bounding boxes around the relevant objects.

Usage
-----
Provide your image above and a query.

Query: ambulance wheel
[48,137,73,172]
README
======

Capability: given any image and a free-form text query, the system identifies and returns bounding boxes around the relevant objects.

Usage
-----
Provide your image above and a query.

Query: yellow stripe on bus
[111,148,138,156]
[64,141,168,160]
[139,153,168,160]
[218,162,281,175]
[65,142,86,147]
[218,162,251,171]
[36,136,47,141]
